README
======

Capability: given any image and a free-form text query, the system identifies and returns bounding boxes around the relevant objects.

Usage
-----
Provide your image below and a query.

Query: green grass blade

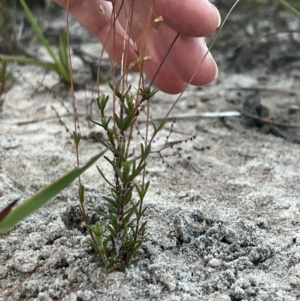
[57,28,71,83]
[19,0,58,64]
[58,29,69,69]
[0,150,107,234]
[0,54,59,73]
[275,0,300,19]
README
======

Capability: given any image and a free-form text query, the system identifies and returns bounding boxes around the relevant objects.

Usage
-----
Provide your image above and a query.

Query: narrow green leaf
[110,147,124,161]
[275,0,300,19]
[120,224,129,240]
[96,166,114,187]
[130,200,140,216]
[79,184,85,204]
[144,181,150,195]
[73,131,81,146]
[114,112,122,130]
[103,196,119,209]
[88,119,103,128]
[123,239,140,248]
[123,202,136,217]
[114,166,123,181]
[140,143,145,158]
[115,88,122,99]
[103,236,110,251]
[0,54,59,72]
[135,184,142,199]
[128,163,146,182]
[58,28,69,70]
[135,181,150,199]
[97,94,109,111]
[143,145,151,159]
[132,159,136,174]
[19,0,58,64]
[157,119,167,132]
[0,150,107,234]
[123,188,133,206]
[108,82,114,91]
[121,110,135,131]
[132,241,143,254]
[57,33,71,82]
[104,204,118,215]
[129,259,140,266]
[123,208,134,225]
[106,224,116,237]
[139,206,148,219]
[138,221,147,236]
[122,160,132,179]
[93,221,102,237]
[97,211,111,220]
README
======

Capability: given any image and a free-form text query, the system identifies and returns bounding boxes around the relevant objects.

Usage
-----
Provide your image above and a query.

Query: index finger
[53,0,138,69]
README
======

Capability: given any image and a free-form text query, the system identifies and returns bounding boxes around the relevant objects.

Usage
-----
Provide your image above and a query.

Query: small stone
[208,258,221,268]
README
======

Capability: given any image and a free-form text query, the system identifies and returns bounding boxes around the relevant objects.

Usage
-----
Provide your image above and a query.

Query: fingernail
[208,51,219,79]
[212,4,221,28]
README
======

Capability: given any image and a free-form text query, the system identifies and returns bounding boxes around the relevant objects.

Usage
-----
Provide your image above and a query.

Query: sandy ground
[1,1,300,300]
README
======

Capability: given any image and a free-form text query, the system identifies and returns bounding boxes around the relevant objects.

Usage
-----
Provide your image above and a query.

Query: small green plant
[0,0,71,84]
[82,85,157,271]
[1,0,299,273]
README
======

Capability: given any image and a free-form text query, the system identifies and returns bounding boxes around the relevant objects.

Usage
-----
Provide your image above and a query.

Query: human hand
[53,0,221,94]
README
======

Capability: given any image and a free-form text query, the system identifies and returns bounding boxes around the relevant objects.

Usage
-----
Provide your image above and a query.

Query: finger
[112,0,151,42]
[54,0,187,93]
[157,25,218,86]
[147,0,221,37]
[112,0,218,88]
[140,31,188,94]
[53,0,108,35]
[53,1,214,93]
[144,59,188,94]
[114,0,221,39]
[53,0,138,69]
